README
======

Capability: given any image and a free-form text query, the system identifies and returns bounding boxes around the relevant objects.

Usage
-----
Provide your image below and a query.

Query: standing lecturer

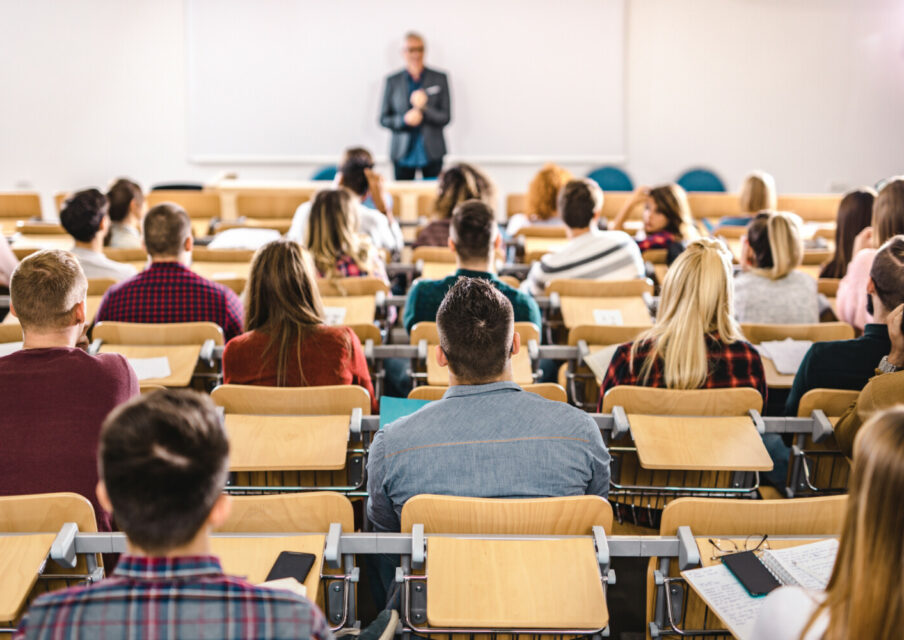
[380,32,451,180]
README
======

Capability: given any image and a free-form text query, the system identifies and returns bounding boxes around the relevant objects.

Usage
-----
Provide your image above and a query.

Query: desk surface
[191,261,252,281]
[224,414,349,471]
[761,357,795,389]
[426,536,608,629]
[99,344,201,387]
[560,296,652,329]
[629,415,773,472]
[426,343,534,386]
[0,534,55,624]
[419,261,457,281]
[320,296,376,325]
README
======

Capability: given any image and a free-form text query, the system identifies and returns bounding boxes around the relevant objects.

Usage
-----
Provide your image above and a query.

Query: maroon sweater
[0,347,139,531]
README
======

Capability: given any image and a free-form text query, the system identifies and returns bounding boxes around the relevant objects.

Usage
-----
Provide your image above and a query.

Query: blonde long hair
[630,238,742,389]
[306,189,372,278]
[746,210,803,280]
[739,171,777,214]
[802,407,904,640]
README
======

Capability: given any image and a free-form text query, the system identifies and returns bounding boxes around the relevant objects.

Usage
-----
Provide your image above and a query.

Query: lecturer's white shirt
[286,200,403,252]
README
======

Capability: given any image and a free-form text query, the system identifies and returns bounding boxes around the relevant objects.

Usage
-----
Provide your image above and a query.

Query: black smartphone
[265,551,316,583]
[721,551,780,597]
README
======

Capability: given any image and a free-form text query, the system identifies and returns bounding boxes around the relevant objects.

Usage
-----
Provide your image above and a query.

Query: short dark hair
[436,277,513,383]
[450,200,495,262]
[60,188,108,242]
[338,147,375,197]
[143,203,192,257]
[106,178,144,223]
[870,235,904,312]
[559,179,603,229]
[99,389,229,554]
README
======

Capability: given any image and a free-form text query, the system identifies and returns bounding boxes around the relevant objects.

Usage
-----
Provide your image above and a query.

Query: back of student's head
[648,183,698,241]
[437,277,513,383]
[823,188,876,278]
[143,203,192,258]
[527,164,572,221]
[60,188,108,243]
[745,210,803,279]
[450,200,496,262]
[435,163,494,219]
[246,239,325,385]
[338,147,375,197]
[872,176,904,246]
[631,238,740,389]
[809,407,904,640]
[106,178,144,223]
[10,249,87,331]
[738,171,776,214]
[306,188,366,276]
[868,235,904,313]
[559,179,603,229]
[99,389,229,554]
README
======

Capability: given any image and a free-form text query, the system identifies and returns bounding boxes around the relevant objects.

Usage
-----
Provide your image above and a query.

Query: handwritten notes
[127,356,172,381]
[592,309,624,326]
[756,339,813,375]
[682,564,761,639]
[763,539,838,590]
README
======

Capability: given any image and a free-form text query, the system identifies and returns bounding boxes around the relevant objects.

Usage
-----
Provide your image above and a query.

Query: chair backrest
[410,321,540,345]
[0,324,23,344]
[546,278,653,297]
[659,495,846,536]
[15,221,65,235]
[676,168,726,193]
[567,325,647,347]
[347,323,383,346]
[817,278,841,296]
[217,492,354,533]
[412,246,456,263]
[601,386,763,416]
[586,166,634,192]
[86,278,117,296]
[741,322,854,344]
[236,192,315,219]
[797,388,860,418]
[416,193,437,216]
[311,165,338,181]
[103,248,148,263]
[140,383,166,394]
[0,493,97,533]
[776,194,842,223]
[401,495,613,534]
[192,247,256,263]
[316,276,389,296]
[516,225,568,238]
[93,321,225,346]
[211,383,372,415]
[0,192,41,219]
[686,193,740,219]
[408,382,567,403]
[505,193,527,218]
[146,190,221,218]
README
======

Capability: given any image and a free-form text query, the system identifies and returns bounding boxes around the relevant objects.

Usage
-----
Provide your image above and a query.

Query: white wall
[1,0,902,219]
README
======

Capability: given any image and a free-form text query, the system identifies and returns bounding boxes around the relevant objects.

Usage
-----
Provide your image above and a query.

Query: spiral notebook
[681,539,838,640]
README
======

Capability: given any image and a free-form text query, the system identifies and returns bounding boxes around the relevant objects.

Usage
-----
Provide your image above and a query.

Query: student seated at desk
[521,178,645,296]
[0,250,137,532]
[413,163,495,248]
[752,407,904,640]
[504,162,572,237]
[404,199,540,332]
[610,182,698,260]
[368,277,610,532]
[734,210,819,324]
[105,177,145,249]
[95,203,244,340]
[60,188,137,281]
[223,239,376,411]
[14,389,332,640]
[785,236,903,415]
[818,187,875,279]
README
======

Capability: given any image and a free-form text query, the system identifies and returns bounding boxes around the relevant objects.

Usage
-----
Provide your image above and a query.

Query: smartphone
[721,551,780,597]
[265,551,316,583]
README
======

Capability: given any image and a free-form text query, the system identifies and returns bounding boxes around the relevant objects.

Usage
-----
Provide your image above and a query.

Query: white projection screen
[186,0,625,163]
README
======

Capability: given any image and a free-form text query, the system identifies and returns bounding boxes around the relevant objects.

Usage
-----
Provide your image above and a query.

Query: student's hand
[630,185,650,205]
[404,108,423,127]
[853,226,874,255]
[410,89,428,109]
[887,304,904,367]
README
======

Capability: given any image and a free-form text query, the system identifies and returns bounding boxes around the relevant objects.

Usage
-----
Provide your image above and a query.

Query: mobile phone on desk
[721,551,781,597]
[265,551,316,583]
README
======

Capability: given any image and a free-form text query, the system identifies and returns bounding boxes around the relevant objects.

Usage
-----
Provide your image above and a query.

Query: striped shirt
[15,555,333,640]
[522,229,645,296]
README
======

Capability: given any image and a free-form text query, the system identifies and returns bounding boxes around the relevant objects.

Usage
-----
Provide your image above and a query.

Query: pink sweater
[836,248,875,330]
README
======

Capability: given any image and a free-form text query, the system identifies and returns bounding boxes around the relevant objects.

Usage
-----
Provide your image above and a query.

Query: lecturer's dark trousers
[393,158,443,180]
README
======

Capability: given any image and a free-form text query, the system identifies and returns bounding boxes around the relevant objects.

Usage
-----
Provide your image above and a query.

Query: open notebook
[681,539,837,640]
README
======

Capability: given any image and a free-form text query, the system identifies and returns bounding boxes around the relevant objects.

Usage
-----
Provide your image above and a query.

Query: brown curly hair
[527,164,573,221]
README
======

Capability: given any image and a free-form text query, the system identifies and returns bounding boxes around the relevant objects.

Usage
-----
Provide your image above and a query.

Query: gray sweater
[734,270,819,324]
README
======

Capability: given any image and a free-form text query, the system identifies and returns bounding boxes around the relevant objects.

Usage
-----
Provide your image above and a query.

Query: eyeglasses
[707,534,769,561]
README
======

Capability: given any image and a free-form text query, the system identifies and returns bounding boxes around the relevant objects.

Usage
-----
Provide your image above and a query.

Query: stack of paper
[756,339,813,375]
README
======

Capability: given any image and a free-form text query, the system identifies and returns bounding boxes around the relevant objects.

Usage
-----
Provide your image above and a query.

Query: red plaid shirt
[635,230,675,251]
[598,334,767,411]
[95,262,244,341]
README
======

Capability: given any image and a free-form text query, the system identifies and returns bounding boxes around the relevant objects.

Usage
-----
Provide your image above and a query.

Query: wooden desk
[191,261,252,281]
[426,536,607,629]
[0,534,55,624]
[761,357,795,389]
[559,296,652,328]
[224,414,349,471]
[9,235,71,251]
[320,296,376,325]
[522,237,569,257]
[696,537,824,568]
[212,534,325,602]
[426,344,533,386]
[99,345,201,387]
[628,415,773,472]
[420,261,456,281]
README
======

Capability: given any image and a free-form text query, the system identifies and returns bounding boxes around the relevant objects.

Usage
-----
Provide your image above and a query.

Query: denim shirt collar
[442,381,522,399]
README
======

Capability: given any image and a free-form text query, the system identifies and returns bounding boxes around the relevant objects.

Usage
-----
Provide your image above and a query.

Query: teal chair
[676,168,726,192]
[311,165,338,181]
[587,166,634,192]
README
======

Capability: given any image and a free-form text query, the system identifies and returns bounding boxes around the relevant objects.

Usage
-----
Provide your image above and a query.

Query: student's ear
[96,481,113,513]
[9,303,16,319]
[73,299,87,325]
[493,233,503,250]
[206,493,232,529]
[447,238,456,252]
[100,215,111,233]
[184,234,194,253]
[435,344,448,368]
[511,330,521,356]
[867,279,877,296]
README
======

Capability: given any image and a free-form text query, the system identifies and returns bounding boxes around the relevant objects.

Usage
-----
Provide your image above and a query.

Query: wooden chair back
[0,192,41,219]
[416,193,436,216]
[498,275,520,288]
[659,495,846,535]
[211,383,372,415]
[93,321,224,346]
[192,247,256,263]
[600,192,632,220]
[236,192,315,219]
[0,493,97,533]
[86,278,117,296]
[505,193,527,218]
[408,382,566,403]
[516,225,568,238]
[346,323,382,346]
[11,247,38,260]
[401,495,613,534]
[316,276,389,296]
[601,386,763,416]
[0,325,23,344]
[103,248,148,263]
[686,193,740,220]
[641,248,669,264]
[146,190,221,218]
[546,278,653,297]
[218,493,354,533]
[741,322,854,344]
[139,383,166,394]
[412,246,456,263]
[15,221,65,235]
[798,388,859,418]
[818,278,841,296]
[776,194,842,222]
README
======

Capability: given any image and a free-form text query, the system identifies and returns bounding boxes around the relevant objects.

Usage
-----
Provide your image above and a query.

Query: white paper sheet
[763,539,838,590]
[593,309,624,326]
[0,341,23,357]
[583,344,620,384]
[323,306,347,326]
[756,339,813,375]
[207,227,281,250]
[682,564,763,640]
[127,356,172,381]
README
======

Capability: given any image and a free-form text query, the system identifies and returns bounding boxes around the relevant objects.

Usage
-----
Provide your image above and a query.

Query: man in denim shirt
[367,277,610,532]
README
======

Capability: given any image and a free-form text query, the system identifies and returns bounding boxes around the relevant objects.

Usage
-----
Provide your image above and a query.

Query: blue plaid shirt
[15,555,332,640]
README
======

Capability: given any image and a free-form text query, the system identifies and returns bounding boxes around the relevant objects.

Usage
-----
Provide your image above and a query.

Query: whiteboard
[186,0,625,163]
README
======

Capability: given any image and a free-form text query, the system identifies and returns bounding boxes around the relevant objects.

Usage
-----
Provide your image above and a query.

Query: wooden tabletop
[320,295,376,325]
[426,536,608,629]
[420,261,457,281]
[559,296,652,328]
[696,537,825,568]
[224,414,349,471]
[629,415,773,471]
[191,261,252,281]
[9,235,72,251]
[212,534,325,603]
[522,237,569,257]
[426,344,533,386]
[99,344,201,387]
[761,357,795,389]
[0,534,55,624]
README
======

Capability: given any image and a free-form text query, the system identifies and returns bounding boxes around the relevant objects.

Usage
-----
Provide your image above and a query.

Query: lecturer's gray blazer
[379,67,451,162]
